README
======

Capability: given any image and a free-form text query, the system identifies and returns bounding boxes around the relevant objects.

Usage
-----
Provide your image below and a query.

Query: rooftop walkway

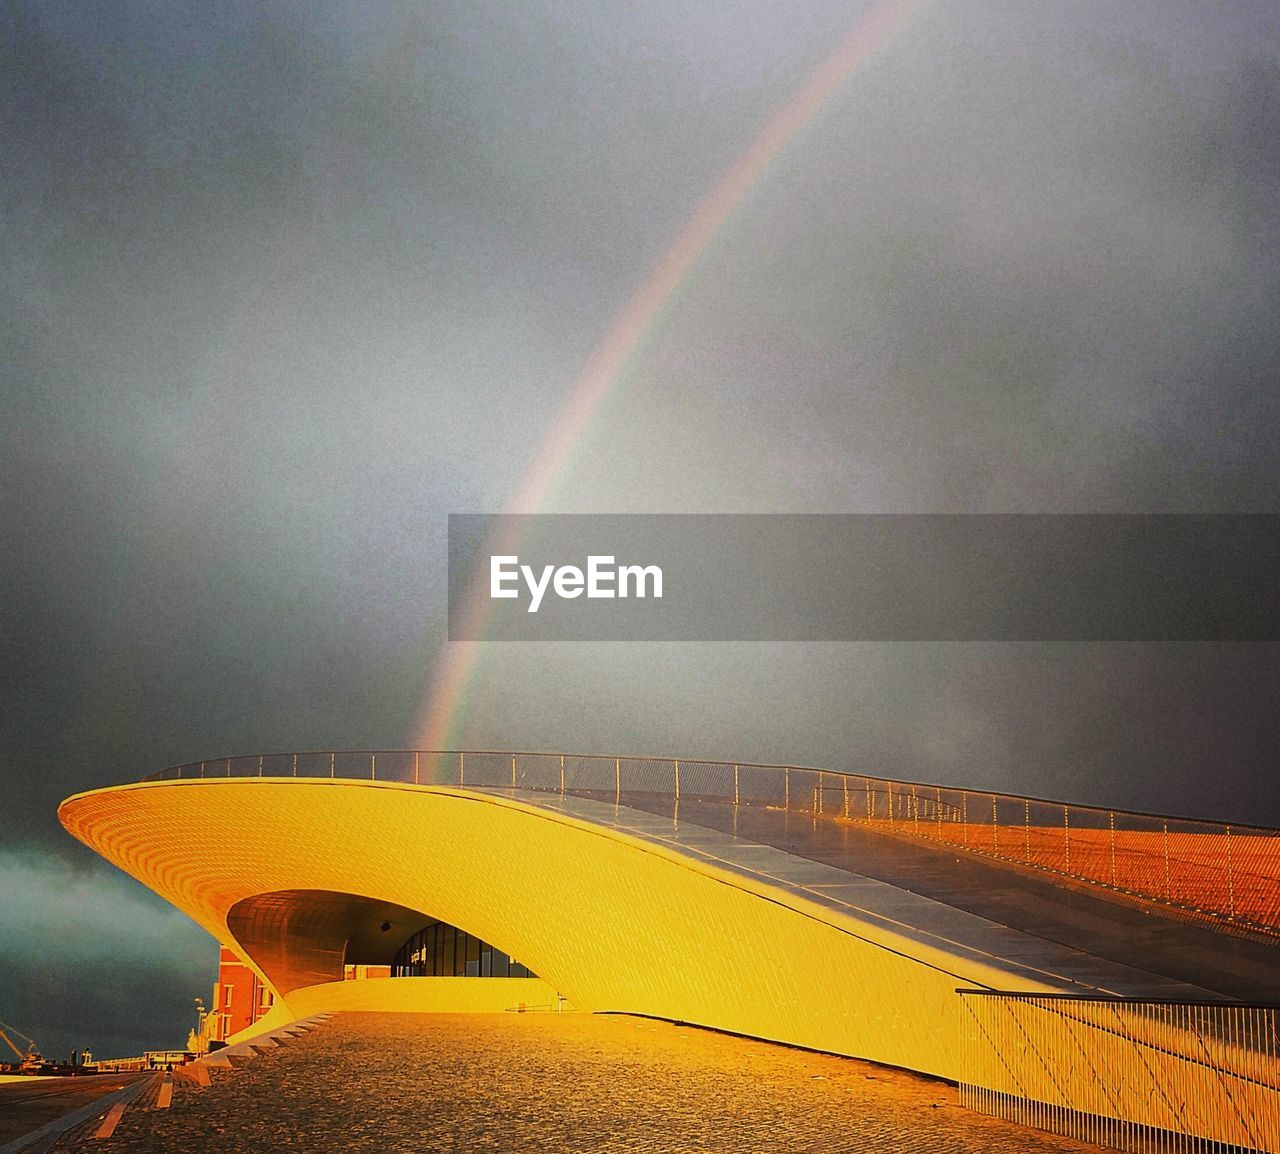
[486,788,1280,1004]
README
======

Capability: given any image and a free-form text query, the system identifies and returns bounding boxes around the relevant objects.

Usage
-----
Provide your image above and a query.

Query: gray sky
[3,0,1280,1059]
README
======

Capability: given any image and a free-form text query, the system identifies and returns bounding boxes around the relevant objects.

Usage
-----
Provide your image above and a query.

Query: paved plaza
[69,1012,1101,1153]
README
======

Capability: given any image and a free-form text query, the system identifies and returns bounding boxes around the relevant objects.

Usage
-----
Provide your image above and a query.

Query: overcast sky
[4,0,1280,1059]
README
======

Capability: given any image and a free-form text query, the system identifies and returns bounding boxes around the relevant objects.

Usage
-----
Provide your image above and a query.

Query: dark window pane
[441,926,456,976]
[391,921,538,980]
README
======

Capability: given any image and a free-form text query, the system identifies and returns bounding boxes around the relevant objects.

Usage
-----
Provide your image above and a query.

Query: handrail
[137,749,1280,939]
[957,989,1280,1010]
[141,748,1280,832]
[957,989,1280,1152]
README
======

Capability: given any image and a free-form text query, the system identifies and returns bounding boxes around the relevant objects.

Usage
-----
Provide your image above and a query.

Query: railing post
[1162,820,1170,899]
[292,754,297,778]
[460,751,465,786]
[1109,811,1117,886]
[258,754,263,778]
[371,752,376,781]
[414,751,420,786]
[1063,805,1070,872]
[844,777,850,820]
[784,766,790,811]
[615,757,621,805]
[329,751,335,778]
[818,771,825,815]
[912,785,919,835]
[511,753,517,788]
[559,753,565,796]
[991,795,998,853]
[1024,798,1030,863]
[733,764,740,807]
[674,759,681,801]
[1226,825,1235,919]
[962,791,968,846]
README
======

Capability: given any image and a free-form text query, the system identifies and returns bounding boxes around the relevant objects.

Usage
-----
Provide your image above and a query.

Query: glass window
[391,921,537,979]
[441,926,456,976]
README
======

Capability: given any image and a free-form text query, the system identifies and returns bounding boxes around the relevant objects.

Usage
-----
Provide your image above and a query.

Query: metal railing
[958,990,1280,1153]
[142,750,1280,939]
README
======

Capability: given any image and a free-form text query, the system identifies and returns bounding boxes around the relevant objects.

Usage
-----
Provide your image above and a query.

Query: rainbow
[414,0,922,750]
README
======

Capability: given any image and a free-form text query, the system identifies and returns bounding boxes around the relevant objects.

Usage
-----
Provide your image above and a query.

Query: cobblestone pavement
[76,1012,1102,1153]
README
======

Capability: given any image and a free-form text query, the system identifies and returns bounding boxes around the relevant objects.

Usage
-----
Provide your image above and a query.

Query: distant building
[208,947,275,1042]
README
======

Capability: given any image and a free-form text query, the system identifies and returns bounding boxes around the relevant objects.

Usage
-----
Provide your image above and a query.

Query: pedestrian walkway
[65,1012,1106,1153]
[492,788,1280,1002]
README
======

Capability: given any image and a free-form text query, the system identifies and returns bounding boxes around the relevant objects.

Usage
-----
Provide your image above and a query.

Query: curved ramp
[59,777,1220,1081]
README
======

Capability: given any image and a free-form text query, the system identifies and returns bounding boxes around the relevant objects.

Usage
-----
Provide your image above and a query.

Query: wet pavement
[73,1012,1102,1153]
[0,1073,147,1145]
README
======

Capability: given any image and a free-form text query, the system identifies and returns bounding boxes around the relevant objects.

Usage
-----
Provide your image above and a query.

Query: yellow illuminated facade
[58,757,1280,1152]
[62,775,1028,1077]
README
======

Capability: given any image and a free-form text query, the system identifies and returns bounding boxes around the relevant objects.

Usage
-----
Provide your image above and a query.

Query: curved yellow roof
[61,776,1045,1078]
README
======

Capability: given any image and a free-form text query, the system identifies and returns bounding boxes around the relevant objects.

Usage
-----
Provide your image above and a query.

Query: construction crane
[0,1017,43,1071]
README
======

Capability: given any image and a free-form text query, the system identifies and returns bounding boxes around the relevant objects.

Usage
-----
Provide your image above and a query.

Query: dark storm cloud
[3,0,1280,1055]
[604,5,1280,513]
[0,0,865,837]
[0,844,215,1061]
[446,1,1280,833]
